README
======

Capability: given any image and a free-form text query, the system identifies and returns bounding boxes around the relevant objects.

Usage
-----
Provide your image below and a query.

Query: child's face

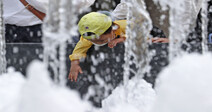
[88,30,116,45]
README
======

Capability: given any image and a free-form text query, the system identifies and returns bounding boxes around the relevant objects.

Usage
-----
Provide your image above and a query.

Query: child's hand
[108,39,119,48]
[108,37,126,48]
[151,37,169,43]
[68,60,83,82]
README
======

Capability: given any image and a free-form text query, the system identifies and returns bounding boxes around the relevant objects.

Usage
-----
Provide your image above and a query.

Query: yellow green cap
[78,12,112,39]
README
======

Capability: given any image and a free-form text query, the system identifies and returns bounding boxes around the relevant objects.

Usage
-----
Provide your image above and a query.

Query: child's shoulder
[114,20,127,33]
[114,20,127,28]
[114,20,127,24]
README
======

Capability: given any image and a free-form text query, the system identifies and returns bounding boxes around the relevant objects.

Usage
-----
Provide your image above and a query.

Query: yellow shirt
[69,20,127,61]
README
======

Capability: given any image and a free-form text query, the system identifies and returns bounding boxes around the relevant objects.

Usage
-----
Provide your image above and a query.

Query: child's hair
[103,22,115,35]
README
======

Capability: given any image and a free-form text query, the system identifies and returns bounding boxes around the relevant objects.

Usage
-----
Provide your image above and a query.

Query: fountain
[42,0,76,85]
[201,0,210,53]
[0,0,6,74]
[0,0,212,112]
[153,0,208,59]
[124,0,152,83]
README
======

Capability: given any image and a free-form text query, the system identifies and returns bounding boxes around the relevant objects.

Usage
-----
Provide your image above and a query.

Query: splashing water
[151,53,212,112]
[101,77,156,112]
[0,0,6,74]
[153,0,205,60]
[19,60,92,112]
[1,0,212,112]
[0,61,92,112]
[106,1,156,111]
[201,0,209,53]
[43,0,78,85]
[124,0,152,84]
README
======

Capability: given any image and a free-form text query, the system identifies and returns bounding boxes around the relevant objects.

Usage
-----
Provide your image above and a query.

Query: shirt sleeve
[69,36,93,61]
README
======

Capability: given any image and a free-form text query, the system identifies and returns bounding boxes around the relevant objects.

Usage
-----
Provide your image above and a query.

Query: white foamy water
[100,77,155,112]
[0,68,25,112]
[1,54,212,112]
[0,61,91,112]
[152,53,212,112]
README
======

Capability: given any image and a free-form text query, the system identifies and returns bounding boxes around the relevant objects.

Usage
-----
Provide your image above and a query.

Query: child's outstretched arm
[108,36,126,48]
[68,36,93,82]
[68,60,83,82]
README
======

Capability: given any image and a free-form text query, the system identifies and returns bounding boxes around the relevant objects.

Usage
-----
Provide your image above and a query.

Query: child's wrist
[71,60,80,65]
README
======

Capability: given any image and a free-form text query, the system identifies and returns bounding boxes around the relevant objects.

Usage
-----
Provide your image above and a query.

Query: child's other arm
[108,37,126,48]
[68,36,93,82]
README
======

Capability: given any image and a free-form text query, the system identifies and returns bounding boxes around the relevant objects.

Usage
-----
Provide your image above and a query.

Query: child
[68,12,127,82]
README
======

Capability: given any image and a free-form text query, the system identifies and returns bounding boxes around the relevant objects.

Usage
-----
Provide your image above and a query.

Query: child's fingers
[108,43,113,48]
[79,68,83,74]
[71,71,78,82]
[68,72,73,82]
[152,38,169,43]
[153,39,161,43]
[114,41,117,46]
[69,70,78,82]
[151,38,159,42]
[68,73,71,80]
[74,74,78,82]
[161,38,169,43]
[109,44,114,48]
[152,38,162,43]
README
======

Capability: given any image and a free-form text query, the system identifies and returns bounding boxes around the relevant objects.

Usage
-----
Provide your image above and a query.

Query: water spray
[0,0,6,74]
[124,0,152,84]
[43,0,77,86]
